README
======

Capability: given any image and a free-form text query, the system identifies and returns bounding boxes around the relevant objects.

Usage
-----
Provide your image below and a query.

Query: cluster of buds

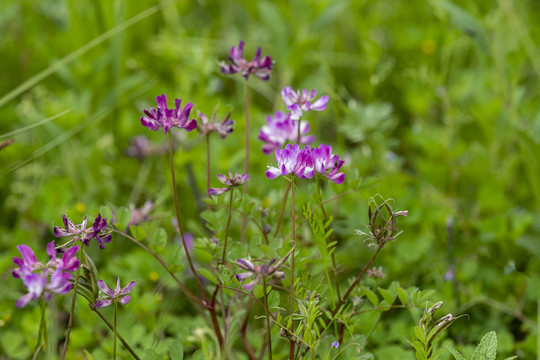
[197,109,234,139]
[12,242,80,307]
[367,266,386,279]
[235,248,293,290]
[414,301,459,358]
[265,143,346,184]
[208,172,250,196]
[220,40,273,81]
[54,214,112,250]
[356,196,408,246]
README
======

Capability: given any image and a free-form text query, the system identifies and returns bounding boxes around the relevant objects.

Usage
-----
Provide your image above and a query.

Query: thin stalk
[289,176,296,360]
[221,187,234,265]
[240,298,256,360]
[113,302,118,360]
[168,132,206,298]
[206,133,211,195]
[241,79,250,244]
[316,178,341,302]
[36,299,47,352]
[167,133,224,348]
[90,305,141,360]
[262,277,273,360]
[113,229,204,307]
[273,182,291,237]
[61,246,82,360]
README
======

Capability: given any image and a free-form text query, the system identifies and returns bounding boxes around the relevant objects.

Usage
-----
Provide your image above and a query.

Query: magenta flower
[208,172,250,196]
[95,277,135,308]
[311,144,346,184]
[12,242,80,307]
[235,255,289,291]
[220,41,274,81]
[265,144,314,179]
[281,87,329,120]
[258,111,315,155]
[197,110,234,139]
[140,94,197,134]
[54,214,112,250]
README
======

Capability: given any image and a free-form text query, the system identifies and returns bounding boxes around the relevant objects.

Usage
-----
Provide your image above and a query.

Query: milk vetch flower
[95,277,135,308]
[220,40,274,81]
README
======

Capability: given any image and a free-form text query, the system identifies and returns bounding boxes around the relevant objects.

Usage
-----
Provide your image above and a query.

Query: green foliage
[447,331,517,360]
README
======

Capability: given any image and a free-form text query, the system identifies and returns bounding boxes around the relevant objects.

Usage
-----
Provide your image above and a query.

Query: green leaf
[447,346,466,360]
[197,268,219,285]
[414,326,426,344]
[268,290,280,311]
[115,207,131,230]
[145,349,160,360]
[150,228,167,247]
[130,225,146,241]
[217,265,233,285]
[361,288,379,306]
[397,287,408,304]
[253,285,271,299]
[99,205,113,223]
[411,340,425,352]
[472,331,497,360]
[378,287,396,305]
[169,341,183,360]
[415,350,428,360]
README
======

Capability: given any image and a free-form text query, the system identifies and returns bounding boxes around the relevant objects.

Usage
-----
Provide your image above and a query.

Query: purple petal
[46,241,56,260]
[17,245,38,267]
[208,187,230,196]
[118,295,131,305]
[97,280,111,295]
[95,299,113,308]
[265,167,282,179]
[15,292,34,308]
[310,95,329,111]
[119,281,136,296]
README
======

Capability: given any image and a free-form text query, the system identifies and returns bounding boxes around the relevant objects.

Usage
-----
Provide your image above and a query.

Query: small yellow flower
[149,271,159,282]
[421,39,436,55]
[75,202,86,214]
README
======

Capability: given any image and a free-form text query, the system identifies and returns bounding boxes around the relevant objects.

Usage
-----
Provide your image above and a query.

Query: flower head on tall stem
[281,87,329,120]
[53,214,112,250]
[208,172,250,196]
[311,144,346,184]
[12,242,80,308]
[197,110,235,139]
[265,144,314,179]
[220,41,274,81]
[258,111,315,154]
[235,249,292,290]
[95,277,135,308]
[140,94,197,134]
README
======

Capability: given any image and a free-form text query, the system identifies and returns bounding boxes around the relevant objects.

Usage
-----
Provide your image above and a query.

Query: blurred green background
[1,0,539,358]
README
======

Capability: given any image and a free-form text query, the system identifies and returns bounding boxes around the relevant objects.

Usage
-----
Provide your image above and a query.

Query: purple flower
[235,251,291,291]
[220,41,274,81]
[258,111,315,155]
[125,136,169,159]
[53,214,112,249]
[140,94,197,134]
[198,110,234,139]
[281,87,329,120]
[128,201,154,226]
[265,144,314,180]
[311,144,346,184]
[331,341,339,349]
[12,242,79,308]
[95,277,135,308]
[208,172,250,196]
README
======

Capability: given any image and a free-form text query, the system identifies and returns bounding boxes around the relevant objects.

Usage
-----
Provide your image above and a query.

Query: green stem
[316,178,341,303]
[273,182,291,238]
[167,132,224,349]
[221,187,234,265]
[90,305,141,360]
[262,276,273,360]
[61,246,82,360]
[289,176,296,360]
[114,301,118,360]
[206,134,211,196]
[36,299,47,352]
[241,79,250,244]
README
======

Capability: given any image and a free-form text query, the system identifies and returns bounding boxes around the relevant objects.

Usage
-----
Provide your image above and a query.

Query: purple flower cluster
[54,214,112,250]
[140,94,197,134]
[258,112,315,155]
[220,41,273,81]
[95,277,135,308]
[12,242,80,307]
[208,172,250,196]
[266,143,346,184]
[197,110,234,139]
[281,87,329,121]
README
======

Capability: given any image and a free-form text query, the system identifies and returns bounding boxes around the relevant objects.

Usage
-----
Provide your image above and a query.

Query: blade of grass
[0,107,75,140]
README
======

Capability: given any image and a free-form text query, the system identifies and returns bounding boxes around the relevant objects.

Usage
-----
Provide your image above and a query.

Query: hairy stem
[241,79,250,244]
[221,187,234,265]
[90,305,141,360]
[113,302,118,360]
[316,178,341,302]
[274,182,291,237]
[113,229,204,307]
[61,246,82,360]
[289,176,296,360]
[262,277,273,360]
